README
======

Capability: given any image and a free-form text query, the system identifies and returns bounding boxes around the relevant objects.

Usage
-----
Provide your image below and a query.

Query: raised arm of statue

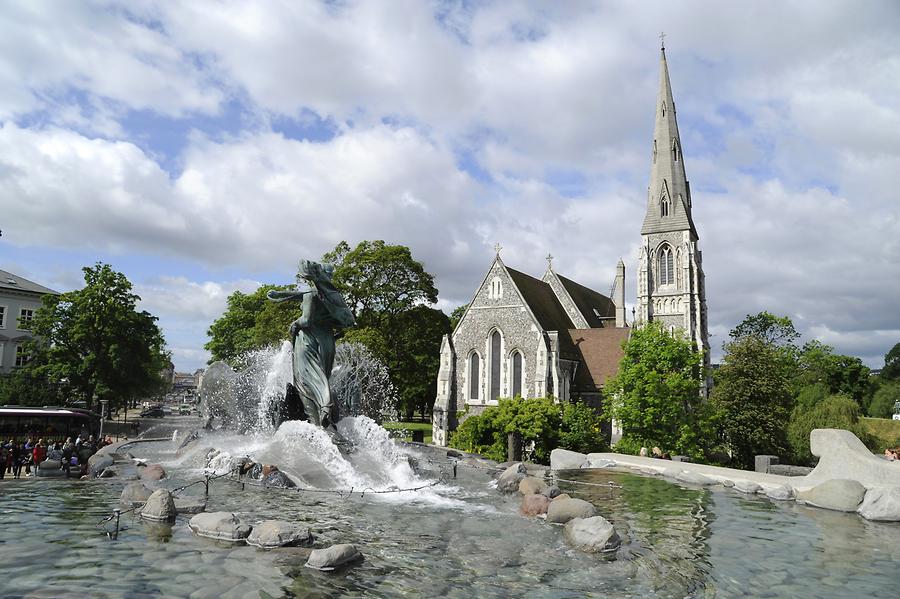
[266,289,309,302]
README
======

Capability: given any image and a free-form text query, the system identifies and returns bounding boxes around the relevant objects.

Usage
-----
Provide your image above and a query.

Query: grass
[860,416,900,451]
[383,421,432,444]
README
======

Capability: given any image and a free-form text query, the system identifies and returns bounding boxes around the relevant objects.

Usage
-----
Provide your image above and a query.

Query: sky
[2,1,898,373]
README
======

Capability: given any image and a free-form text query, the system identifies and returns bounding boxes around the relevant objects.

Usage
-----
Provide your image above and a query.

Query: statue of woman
[267,260,355,430]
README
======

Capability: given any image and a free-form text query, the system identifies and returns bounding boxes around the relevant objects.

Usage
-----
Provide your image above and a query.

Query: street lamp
[99,399,109,441]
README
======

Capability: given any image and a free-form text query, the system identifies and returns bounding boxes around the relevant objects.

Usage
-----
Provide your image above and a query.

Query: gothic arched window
[511,351,522,398]
[658,245,674,286]
[490,331,502,402]
[653,139,658,164]
[672,139,680,162]
[660,194,670,217]
[468,353,480,400]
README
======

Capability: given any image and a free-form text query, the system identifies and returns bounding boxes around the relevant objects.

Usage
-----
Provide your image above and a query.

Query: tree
[787,394,875,464]
[710,335,795,469]
[795,340,870,408]
[324,241,447,418]
[607,322,711,459]
[729,311,799,347]
[868,382,900,419]
[205,284,300,367]
[21,263,169,413]
[449,304,467,331]
[881,342,900,381]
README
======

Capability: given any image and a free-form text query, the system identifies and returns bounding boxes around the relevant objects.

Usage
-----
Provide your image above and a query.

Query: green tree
[711,335,795,469]
[868,382,900,419]
[729,311,799,347]
[20,263,169,413]
[449,304,467,331]
[205,284,300,366]
[881,342,900,381]
[324,241,447,418]
[795,340,870,407]
[787,394,875,464]
[607,322,711,459]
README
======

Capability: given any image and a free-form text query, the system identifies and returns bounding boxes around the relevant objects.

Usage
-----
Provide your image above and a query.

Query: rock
[305,544,363,571]
[247,462,263,480]
[520,493,551,517]
[518,476,549,496]
[552,493,572,502]
[550,448,588,471]
[857,487,900,521]
[546,497,596,524]
[263,470,296,488]
[734,480,763,494]
[543,485,561,498]
[140,489,177,522]
[496,463,527,494]
[120,482,154,507]
[174,497,207,514]
[88,453,114,478]
[586,458,617,469]
[35,460,65,478]
[563,516,621,553]
[262,464,279,478]
[188,512,252,542]
[674,471,716,486]
[140,464,167,481]
[721,479,735,488]
[446,449,464,459]
[246,520,313,549]
[797,479,866,512]
[98,466,118,478]
[766,485,795,501]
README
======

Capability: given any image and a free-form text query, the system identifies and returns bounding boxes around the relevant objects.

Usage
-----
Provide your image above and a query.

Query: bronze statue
[267,260,355,430]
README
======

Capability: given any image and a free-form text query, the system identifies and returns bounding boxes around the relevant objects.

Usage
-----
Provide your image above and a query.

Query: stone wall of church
[541,271,589,328]
[450,261,548,413]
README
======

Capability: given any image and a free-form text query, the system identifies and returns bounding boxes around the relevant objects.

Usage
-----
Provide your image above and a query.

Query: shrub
[559,401,609,455]
[868,382,900,419]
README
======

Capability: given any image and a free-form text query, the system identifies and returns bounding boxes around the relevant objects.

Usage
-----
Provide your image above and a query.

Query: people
[32,440,46,476]
[884,448,899,461]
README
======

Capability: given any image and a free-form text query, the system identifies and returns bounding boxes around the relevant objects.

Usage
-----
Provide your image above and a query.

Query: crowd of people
[1,434,114,479]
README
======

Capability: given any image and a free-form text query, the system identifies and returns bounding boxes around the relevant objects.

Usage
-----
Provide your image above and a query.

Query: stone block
[550,449,588,471]
[564,516,621,553]
[546,497,596,524]
[755,455,779,474]
[305,544,363,571]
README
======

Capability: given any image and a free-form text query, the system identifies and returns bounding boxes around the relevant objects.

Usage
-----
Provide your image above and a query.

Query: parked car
[140,406,165,418]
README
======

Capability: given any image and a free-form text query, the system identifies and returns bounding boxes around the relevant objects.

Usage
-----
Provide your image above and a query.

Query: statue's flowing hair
[299,260,355,329]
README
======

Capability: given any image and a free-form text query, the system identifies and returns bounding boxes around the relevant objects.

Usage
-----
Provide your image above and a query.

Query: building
[432,44,710,446]
[0,270,59,375]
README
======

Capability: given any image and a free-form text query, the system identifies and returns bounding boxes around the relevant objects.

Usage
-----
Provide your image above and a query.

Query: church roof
[555,273,616,328]
[0,269,58,295]
[564,327,631,393]
[505,267,575,332]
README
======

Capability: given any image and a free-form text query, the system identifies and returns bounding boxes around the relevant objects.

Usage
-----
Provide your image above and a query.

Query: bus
[0,406,101,443]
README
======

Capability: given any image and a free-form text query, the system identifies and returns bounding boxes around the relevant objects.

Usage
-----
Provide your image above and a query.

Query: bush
[787,394,877,464]
[868,382,900,419]
[449,397,607,463]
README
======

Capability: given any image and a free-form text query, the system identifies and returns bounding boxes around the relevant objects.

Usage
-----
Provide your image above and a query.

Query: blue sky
[2,1,899,371]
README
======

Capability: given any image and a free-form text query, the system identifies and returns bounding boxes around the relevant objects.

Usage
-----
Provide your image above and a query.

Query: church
[432,45,710,446]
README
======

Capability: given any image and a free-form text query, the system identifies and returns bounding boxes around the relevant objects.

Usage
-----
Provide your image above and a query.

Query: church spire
[641,43,696,237]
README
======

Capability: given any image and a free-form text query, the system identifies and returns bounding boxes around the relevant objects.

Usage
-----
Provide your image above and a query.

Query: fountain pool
[1,419,899,598]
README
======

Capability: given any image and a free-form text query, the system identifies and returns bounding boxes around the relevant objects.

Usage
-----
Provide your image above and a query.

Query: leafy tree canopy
[882,342,900,381]
[607,322,712,460]
[729,311,799,348]
[795,340,870,406]
[711,335,795,469]
[868,382,900,419]
[14,263,169,413]
[787,393,876,464]
[449,304,467,331]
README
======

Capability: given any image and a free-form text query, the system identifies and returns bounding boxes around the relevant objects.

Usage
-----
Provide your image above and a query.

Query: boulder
[518,476,549,496]
[734,480,763,494]
[35,460,65,478]
[305,544,363,571]
[188,512,251,542]
[174,497,207,515]
[543,485,561,499]
[674,471,717,486]
[247,520,313,549]
[546,497,596,524]
[88,453,114,478]
[263,470,296,488]
[550,448,588,471]
[140,489,177,522]
[564,516,621,553]
[551,493,572,502]
[765,485,795,501]
[797,479,866,512]
[721,479,735,488]
[520,493,551,517]
[857,487,900,521]
[262,464,279,478]
[140,464,167,481]
[496,463,527,494]
[120,482,154,507]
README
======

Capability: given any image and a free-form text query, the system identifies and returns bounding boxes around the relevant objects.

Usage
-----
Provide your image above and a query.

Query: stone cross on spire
[545,253,554,270]
[494,242,503,256]
[659,31,665,50]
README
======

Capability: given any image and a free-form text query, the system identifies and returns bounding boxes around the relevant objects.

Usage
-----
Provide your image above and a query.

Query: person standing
[32,440,46,476]
[11,442,22,479]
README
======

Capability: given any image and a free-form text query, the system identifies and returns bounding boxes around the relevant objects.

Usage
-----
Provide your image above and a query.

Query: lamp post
[99,399,109,441]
